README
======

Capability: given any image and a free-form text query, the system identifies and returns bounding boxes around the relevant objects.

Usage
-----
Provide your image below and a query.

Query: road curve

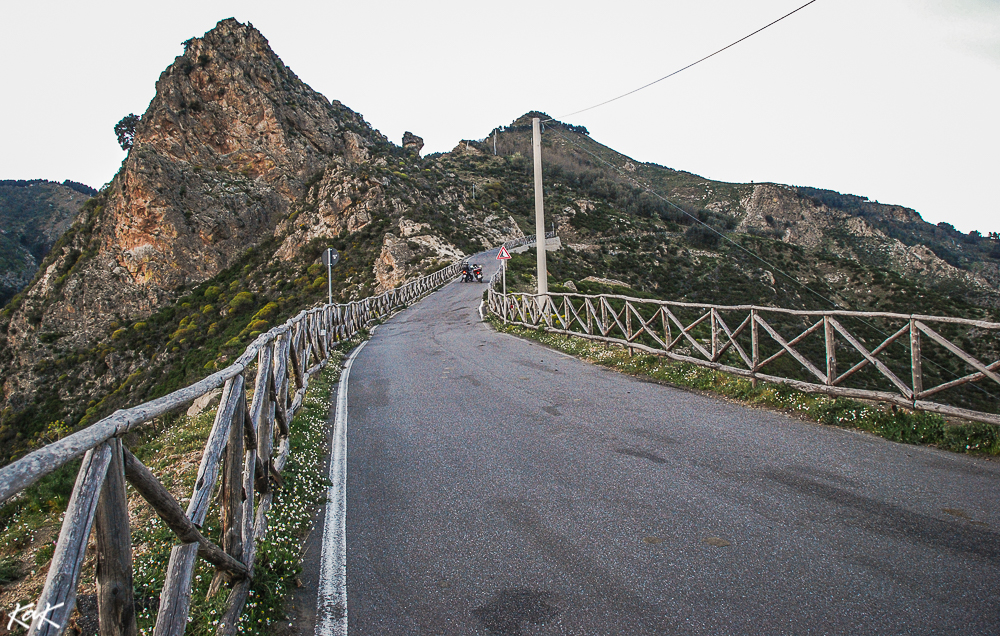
[336,253,1000,635]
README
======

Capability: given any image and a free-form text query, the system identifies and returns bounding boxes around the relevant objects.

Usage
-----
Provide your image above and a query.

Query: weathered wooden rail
[0,258,464,636]
[488,287,1000,426]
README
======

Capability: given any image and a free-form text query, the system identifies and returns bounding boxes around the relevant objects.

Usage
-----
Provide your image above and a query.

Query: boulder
[187,389,222,417]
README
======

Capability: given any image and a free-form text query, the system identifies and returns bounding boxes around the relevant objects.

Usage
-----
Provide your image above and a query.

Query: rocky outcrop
[402,132,424,156]
[6,20,381,353]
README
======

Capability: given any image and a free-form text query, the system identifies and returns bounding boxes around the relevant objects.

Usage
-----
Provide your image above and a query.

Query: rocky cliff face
[7,20,373,349]
[104,19,384,292]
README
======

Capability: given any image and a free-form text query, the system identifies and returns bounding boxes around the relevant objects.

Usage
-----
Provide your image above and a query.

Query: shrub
[228,292,254,313]
[204,286,222,301]
[133,322,148,332]
[684,224,721,249]
[111,329,128,341]
[252,302,278,321]
[201,304,215,315]
[0,557,20,583]
[943,422,999,453]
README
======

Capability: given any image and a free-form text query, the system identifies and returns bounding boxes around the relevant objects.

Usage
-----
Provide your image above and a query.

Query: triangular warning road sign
[496,246,512,260]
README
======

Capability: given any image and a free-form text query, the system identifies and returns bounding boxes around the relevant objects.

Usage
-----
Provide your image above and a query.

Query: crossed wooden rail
[0,259,464,636]
[488,288,1000,426]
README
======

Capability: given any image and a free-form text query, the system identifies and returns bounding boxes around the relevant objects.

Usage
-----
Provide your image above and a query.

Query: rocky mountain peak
[135,18,355,196]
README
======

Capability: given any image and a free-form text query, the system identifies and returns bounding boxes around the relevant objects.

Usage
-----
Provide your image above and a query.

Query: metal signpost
[496,246,512,323]
[322,247,340,305]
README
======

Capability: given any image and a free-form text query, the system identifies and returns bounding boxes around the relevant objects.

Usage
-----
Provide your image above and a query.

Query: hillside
[0,19,519,466]
[452,115,998,416]
[449,114,999,314]
[0,179,96,306]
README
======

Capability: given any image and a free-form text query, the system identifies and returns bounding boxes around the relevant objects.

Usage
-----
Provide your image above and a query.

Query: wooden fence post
[910,318,922,399]
[95,438,137,636]
[751,309,759,388]
[30,444,113,636]
[825,315,836,386]
[711,309,718,362]
[626,302,634,356]
[252,344,274,495]
[208,379,246,598]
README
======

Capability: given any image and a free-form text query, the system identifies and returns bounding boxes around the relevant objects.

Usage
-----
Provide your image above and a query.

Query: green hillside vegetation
[0,179,95,306]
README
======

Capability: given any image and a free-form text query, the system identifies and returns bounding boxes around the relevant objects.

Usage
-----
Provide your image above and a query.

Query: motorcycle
[460,263,484,283]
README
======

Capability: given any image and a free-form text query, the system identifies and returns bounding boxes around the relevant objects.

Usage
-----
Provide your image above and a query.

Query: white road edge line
[316,340,368,636]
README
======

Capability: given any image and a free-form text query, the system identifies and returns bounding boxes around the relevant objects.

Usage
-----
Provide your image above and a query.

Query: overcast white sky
[2,0,997,233]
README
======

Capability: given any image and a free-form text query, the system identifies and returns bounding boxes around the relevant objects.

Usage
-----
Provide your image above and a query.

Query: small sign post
[322,247,340,305]
[496,246,512,323]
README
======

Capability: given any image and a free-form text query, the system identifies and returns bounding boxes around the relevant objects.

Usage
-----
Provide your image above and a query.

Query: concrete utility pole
[532,117,548,302]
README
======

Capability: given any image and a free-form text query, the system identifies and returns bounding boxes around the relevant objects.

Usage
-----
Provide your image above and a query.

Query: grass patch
[493,319,1000,456]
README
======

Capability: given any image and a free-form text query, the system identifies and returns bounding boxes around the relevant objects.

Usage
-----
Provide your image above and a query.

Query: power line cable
[542,122,999,403]
[546,0,820,122]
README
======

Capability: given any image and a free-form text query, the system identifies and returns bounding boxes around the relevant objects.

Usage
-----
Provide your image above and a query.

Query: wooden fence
[488,288,1000,426]
[499,231,555,252]
[0,258,464,636]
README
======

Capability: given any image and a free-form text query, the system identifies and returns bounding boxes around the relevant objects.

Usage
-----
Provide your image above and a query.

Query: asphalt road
[325,253,1000,635]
